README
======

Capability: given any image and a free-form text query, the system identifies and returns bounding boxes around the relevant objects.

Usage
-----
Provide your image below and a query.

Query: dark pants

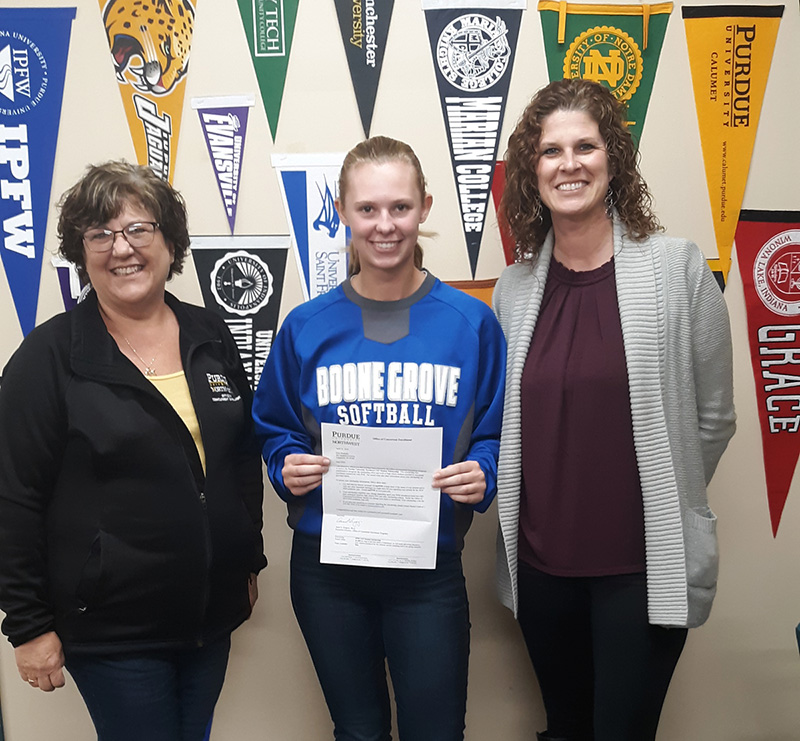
[290,533,470,741]
[518,563,687,741]
[64,635,231,741]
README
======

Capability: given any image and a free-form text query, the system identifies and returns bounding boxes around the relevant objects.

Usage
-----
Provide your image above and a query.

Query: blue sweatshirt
[253,272,506,552]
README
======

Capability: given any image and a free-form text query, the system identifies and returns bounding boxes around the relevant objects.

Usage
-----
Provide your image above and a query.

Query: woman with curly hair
[493,78,735,741]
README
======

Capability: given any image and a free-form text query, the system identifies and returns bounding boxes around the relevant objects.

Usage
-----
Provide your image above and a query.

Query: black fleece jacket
[0,292,266,653]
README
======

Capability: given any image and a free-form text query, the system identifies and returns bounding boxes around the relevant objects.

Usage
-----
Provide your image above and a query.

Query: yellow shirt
[148,371,206,473]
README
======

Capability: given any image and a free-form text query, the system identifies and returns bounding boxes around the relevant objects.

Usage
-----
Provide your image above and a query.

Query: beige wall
[1,0,799,738]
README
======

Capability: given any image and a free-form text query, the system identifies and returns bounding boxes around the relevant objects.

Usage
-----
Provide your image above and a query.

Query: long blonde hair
[338,136,428,275]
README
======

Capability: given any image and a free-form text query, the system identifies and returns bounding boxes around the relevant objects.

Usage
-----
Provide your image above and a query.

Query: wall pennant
[237,0,300,141]
[192,95,254,234]
[423,0,525,278]
[51,257,85,312]
[490,160,515,266]
[683,5,783,287]
[445,278,497,307]
[333,0,395,137]
[0,7,75,337]
[271,153,349,301]
[191,235,289,390]
[538,1,672,144]
[99,0,196,183]
[735,211,800,537]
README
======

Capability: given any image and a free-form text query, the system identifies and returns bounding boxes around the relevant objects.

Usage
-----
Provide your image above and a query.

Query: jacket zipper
[184,340,218,646]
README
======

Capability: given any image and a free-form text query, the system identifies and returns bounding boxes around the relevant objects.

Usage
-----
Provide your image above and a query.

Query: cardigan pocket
[684,507,719,628]
[684,507,718,589]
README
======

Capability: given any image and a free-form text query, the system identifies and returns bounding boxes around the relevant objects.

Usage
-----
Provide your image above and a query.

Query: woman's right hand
[282,454,330,497]
[15,631,66,692]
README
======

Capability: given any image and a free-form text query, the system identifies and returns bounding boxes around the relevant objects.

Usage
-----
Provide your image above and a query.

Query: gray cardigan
[493,219,736,628]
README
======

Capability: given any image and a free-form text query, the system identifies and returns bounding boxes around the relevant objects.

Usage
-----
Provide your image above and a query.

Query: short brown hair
[338,137,428,275]
[501,78,660,262]
[57,161,190,281]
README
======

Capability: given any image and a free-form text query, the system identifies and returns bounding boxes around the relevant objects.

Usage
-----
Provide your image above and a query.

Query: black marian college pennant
[423,1,525,277]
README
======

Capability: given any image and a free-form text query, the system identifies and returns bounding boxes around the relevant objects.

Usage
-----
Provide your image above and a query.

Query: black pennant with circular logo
[190,236,289,390]
[423,1,525,278]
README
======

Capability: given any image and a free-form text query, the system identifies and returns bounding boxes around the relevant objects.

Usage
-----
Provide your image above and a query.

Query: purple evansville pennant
[192,95,254,234]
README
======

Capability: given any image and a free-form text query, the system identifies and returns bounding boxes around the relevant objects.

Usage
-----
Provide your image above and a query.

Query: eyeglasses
[82,222,160,252]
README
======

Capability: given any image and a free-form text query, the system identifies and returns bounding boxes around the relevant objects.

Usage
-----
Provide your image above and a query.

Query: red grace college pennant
[736,210,800,536]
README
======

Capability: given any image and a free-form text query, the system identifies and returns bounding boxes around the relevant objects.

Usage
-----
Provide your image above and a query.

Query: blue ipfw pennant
[0,8,76,336]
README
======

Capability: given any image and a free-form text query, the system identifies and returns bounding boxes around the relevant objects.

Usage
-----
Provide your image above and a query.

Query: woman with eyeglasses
[0,161,265,741]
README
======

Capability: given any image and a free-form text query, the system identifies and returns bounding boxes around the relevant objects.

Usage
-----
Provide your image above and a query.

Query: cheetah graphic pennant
[191,235,289,390]
[538,2,672,144]
[423,0,525,279]
[333,0,395,137]
[683,5,783,288]
[99,0,197,183]
[236,0,300,141]
[735,210,800,537]
[0,7,75,337]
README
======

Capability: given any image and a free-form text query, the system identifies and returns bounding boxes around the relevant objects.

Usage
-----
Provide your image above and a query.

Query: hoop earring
[605,187,615,218]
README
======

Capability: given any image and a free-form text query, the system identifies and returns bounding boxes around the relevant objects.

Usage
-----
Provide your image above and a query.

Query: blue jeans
[290,533,470,741]
[64,635,231,741]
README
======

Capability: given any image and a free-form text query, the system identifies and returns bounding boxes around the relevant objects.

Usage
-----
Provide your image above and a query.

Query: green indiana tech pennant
[237,0,300,141]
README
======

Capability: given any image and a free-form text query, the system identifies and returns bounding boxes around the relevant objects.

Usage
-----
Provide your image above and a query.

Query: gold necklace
[120,334,163,376]
[98,304,167,377]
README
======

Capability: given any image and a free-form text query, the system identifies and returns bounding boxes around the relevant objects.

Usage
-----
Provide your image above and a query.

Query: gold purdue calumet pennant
[682,5,783,286]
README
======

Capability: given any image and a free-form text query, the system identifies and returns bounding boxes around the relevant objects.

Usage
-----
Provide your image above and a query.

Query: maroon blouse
[518,257,646,576]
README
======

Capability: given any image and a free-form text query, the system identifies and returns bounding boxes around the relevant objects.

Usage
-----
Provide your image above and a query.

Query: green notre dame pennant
[538,2,672,143]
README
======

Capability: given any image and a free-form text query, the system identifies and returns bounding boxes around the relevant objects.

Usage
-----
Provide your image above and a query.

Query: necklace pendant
[110,318,164,379]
